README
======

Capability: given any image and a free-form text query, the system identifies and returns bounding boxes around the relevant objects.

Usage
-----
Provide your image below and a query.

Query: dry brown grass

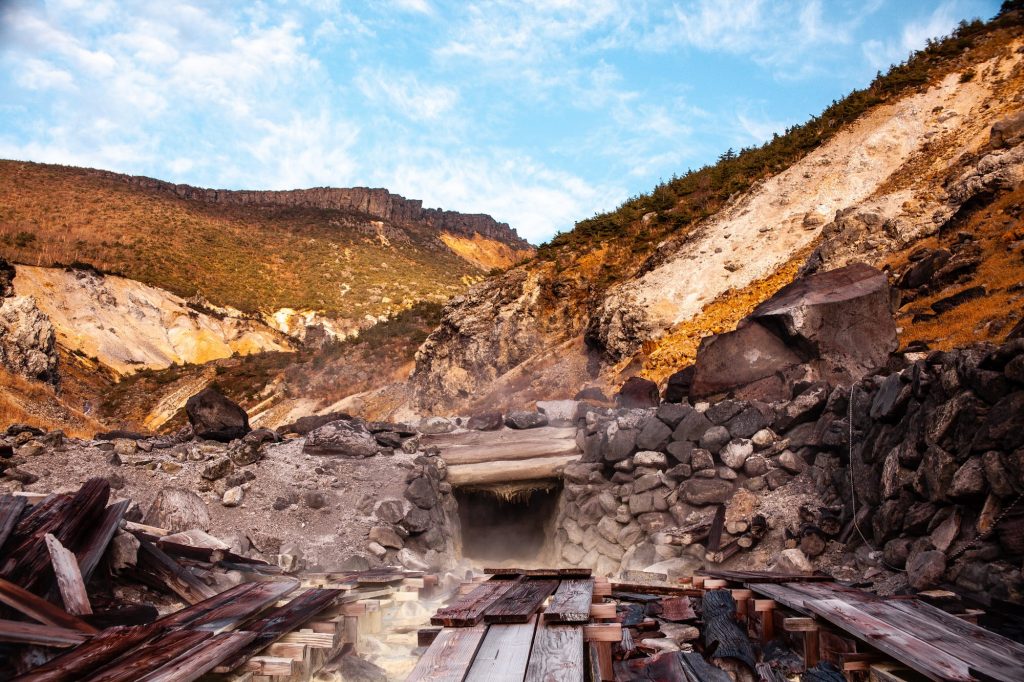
[0,369,105,438]
[888,185,1024,350]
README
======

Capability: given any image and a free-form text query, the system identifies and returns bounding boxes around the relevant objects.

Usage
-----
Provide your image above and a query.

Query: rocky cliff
[412,15,1024,413]
[70,168,530,249]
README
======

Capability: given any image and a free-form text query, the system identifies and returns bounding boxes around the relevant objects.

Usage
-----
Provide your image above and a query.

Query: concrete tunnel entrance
[453,484,562,564]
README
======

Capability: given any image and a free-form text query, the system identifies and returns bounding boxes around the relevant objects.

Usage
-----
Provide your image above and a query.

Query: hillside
[0,161,533,327]
[412,7,1024,413]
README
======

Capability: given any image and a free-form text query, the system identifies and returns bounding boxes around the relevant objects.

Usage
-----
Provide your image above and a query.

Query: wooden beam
[135,539,217,605]
[583,623,622,643]
[432,579,520,627]
[0,495,27,554]
[784,617,819,632]
[590,602,616,620]
[135,631,258,682]
[76,500,130,583]
[12,624,160,682]
[0,575,98,633]
[45,534,92,616]
[446,455,580,487]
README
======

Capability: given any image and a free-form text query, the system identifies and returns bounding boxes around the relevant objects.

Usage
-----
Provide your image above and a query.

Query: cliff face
[412,21,1024,413]
[74,169,531,249]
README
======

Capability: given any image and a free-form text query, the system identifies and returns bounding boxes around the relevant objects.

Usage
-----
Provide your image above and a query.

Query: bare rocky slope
[412,11,1024,414]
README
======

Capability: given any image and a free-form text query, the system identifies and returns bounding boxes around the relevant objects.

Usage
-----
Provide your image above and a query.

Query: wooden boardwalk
[410,569,620,682]
[745,579,1024,682]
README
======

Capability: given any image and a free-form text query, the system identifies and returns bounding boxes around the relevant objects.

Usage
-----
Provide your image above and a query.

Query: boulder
[536,400,580,427]
[467,411,504,431]
[672,410,712,442]
[680,479,734,505]
[663,366,695,403]
[726,406,768,439]
[144,487,211,532]
[656,402,691,428]
[907,550,946,590]
[418,416,456,434]
[405,476,438,509]
[0,295,59,383]
[636,417,673,451]
[616,376,659,408]
[304,420,379,458]
[505,411,548,429]
[185,388,250,442]
[774,548,812,574]
[991,110,1024,148]
[691,263,896,400]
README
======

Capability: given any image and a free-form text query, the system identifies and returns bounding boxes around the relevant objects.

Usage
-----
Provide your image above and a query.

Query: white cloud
[862,2,962,71]
[355,68,459,121]
[393,0,433,14]
[14,58,76,91]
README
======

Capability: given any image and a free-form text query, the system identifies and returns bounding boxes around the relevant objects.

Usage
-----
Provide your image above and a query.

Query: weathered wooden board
[76,500,130,583]
[135,631,258,682]
[0,494,28,554]
[0,618,91,647]
[45,534,92,616]
[432,579,519,627]
[709,569,832,583]
[12,625,160,682]
[447,455,581,486]
[0,575,97,633]
[135,539,217,604]
[465,616,538,682]
[189,579,300,632]
[524,619,584,682]
[424,426,578,449]
[804,598,972,682]
[439,438,580,465]
[544,580,593,623]
[406,623,487,682]
[484,580,558,624]
[485,568,592,578]
[77,630,209,682]
[746,582,815,612]
[660,597,697,622]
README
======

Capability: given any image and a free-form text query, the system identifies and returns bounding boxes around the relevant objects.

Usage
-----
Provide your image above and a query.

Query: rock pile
[0,258,58,383]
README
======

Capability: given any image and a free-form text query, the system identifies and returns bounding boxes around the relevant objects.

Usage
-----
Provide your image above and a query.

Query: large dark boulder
[616,376,659,408]
[663,365,695,403]
[185,388,250,442]
[690,263,896,400]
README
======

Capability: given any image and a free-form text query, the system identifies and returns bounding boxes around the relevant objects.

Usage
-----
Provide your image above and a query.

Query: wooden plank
[136,631,258,682]
[212,588,341,674]
[792,582,1024,681]
[707,504,725,552]
[707,569,833,583]
[45,534,92,616]
[804,598,972,682]
[78,630,209,682]
[135,539,217,604]
[746,582,814,612]
[0,575,98,633]
[465,616,538,682]
[406,623,487,682]
[0,494,28,554]
[431,579,520,627]
[484,580,558,624]
[524,619,584,682]
[660,597,696,622]
[424,426,578,449]
[609,582,701,597]
[582,624,621,642]
[76,500,130,583]
[446,455,580,486]
[590,602,616,620]
[238,656,295,676]
[439,438,580,465]
[485,568,592,578]
[189,579,300,632]
[0,618,91,647]
[12,624,161,682]
[544,580,593,623]
[783,617,818,632]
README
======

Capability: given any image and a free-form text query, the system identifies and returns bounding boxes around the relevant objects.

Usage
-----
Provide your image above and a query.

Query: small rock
[775,548,812,573]
[699,425,730,454]
[690,448,714,471]
[633,451,668,468]
[467,412,503,431]
[777,450,806,474]
[369,526,403,549]
[907,550,946,590]
[366,541,387,558]
[680,479,734,505]
[201,456,233,481]
[719,439,753,469]
[109,532,139,571]
[398,548,430,571]
[751,429,777,448]
[112,439,137,457]
[743,455,770,477]
[222,486,244,507]
[417,416,456,435]
[536,400,580,427]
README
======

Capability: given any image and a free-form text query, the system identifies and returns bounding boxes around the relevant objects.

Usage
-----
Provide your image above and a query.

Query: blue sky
[0,0,1003,244]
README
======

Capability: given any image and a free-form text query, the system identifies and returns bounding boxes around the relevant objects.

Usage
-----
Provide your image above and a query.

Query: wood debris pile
[0,478,431,681]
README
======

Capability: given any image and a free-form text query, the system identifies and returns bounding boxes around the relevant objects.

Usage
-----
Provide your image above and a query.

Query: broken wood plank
[76,500,130,584]
[406,623,487,682]
[659,597,696,622]
[0,575,98,633]
[13,624,161,682]
[465,616,538,682]
[707,504,725,552]
[212,588,342,674]
[45,534,91,616]
[803,598,972,682]
[135,539,217,604]
[484,567,592,577]
[484,579,558,624]
[446,455,580,486]
[77,629,210,682]
[189,579,299,632]
[431,579,520,627]
[524,619,584,682]
[437,437,580,465]
[238,655,295,676]
[0,618,91,647]
[544,580,593,623]
[0,494,27,554]
[136,631,258,682]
